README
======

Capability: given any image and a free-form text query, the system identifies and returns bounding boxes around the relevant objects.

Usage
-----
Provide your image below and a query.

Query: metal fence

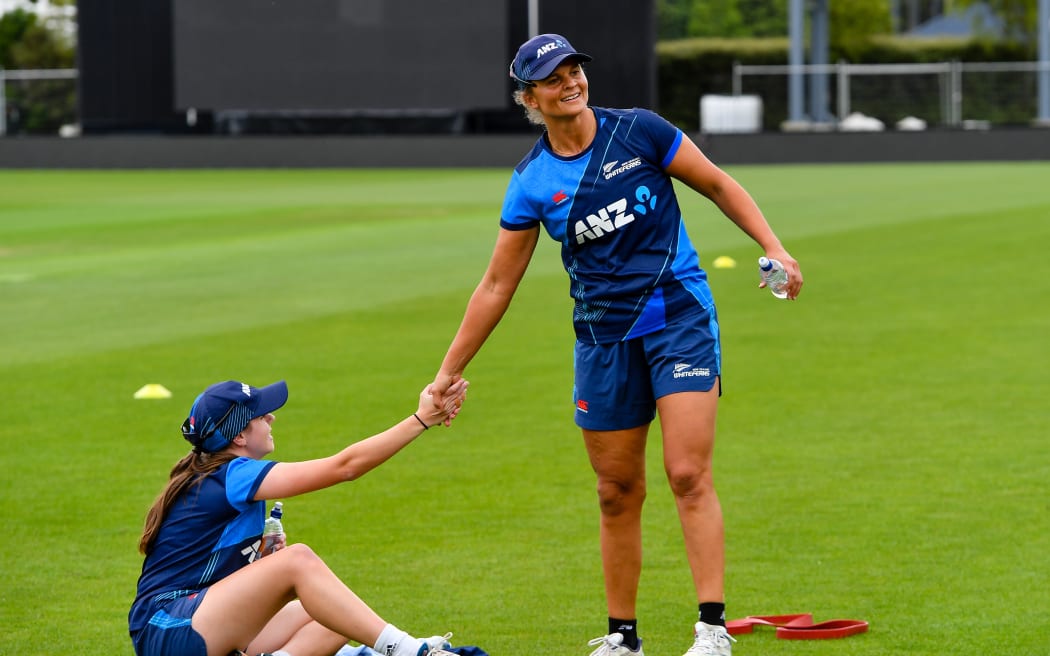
[0,68,78,136]
[729,60,1050,130]
[6,63,1050,136]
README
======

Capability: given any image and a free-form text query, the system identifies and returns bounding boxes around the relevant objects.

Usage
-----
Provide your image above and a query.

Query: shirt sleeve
[499,170,541,231]
[634,108,684,169]
[225,457,278,510]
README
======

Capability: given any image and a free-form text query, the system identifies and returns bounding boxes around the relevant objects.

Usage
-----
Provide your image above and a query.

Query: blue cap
[181,380,288,453]
[509,33,592,87]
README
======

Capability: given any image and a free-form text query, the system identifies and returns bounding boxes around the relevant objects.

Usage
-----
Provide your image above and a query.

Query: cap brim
[252,380,289,416]
[528,52,593,82]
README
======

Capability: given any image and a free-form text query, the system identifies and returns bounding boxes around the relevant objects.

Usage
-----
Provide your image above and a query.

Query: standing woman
[431,34,802,656]
[130,378,468,656]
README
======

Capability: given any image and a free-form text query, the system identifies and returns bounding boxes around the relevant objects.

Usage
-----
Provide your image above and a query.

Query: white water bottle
[261,501,284,555]
[758,257,788,299]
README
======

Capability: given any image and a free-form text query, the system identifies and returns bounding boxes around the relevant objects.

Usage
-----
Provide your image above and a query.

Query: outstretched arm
[666,135,804,299]
[432,225,540,419]
[254,379,469,500]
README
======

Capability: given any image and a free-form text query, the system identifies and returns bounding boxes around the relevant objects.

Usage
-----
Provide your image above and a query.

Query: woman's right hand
[263,532,287,555]
[417,377,468,428]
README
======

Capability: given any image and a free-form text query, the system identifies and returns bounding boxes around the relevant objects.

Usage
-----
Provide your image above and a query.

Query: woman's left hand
[764,248,803,300]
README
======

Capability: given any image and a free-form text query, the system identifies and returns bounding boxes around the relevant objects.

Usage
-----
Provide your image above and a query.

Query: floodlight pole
[1039,0,1049,122]
[810,0,831,125]
[788,0,806,126]
[0,68,6,136]
[528,0,539,37]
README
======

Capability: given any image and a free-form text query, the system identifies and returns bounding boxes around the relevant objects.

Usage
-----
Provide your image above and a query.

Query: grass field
[1,163,1048,656]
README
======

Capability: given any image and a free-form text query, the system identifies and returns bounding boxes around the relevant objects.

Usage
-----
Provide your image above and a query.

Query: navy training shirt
[500,106,714,344]
[129,457,276,636]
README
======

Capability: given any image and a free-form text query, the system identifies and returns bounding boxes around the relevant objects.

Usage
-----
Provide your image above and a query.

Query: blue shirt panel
[129,457,277,634]
[500,107,712,343]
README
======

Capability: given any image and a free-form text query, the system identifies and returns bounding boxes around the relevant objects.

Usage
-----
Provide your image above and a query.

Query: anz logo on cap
[536,39,567,57]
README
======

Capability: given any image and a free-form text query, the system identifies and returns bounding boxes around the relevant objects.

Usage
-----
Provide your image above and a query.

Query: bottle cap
[271,501,283,518]
[758,256,772,271]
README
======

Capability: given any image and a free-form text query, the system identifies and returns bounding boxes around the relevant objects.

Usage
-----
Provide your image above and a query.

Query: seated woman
[129,377,468,656]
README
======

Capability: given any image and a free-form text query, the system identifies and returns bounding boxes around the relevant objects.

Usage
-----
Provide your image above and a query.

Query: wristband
[412,413,430,430]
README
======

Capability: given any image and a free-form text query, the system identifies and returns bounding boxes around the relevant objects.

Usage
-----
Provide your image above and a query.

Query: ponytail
[138,449,238,554]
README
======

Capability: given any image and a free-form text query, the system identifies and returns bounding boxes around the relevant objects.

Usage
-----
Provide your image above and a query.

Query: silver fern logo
[674,363,711,378]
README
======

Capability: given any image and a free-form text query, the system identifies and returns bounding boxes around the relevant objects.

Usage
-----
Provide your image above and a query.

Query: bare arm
[433,226,540,396]
[253,379,468,500]
[666,135,803,299]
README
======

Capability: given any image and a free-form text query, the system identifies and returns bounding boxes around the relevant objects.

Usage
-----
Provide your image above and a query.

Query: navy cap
[181,380,288,453]
[509,33,592,87]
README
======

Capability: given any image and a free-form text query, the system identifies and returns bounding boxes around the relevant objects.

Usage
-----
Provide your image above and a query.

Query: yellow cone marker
[712,255,737,269]
[134,384,173,400]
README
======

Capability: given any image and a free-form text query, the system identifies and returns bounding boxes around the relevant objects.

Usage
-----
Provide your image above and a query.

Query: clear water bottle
[261,501,284,556]
[758,257,788,299]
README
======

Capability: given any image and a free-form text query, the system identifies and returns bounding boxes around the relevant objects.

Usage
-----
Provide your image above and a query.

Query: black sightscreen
[77,0,181,132]
[173,0,509,112]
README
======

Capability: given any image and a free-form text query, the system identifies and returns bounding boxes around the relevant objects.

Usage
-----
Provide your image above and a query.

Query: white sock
[374,624,423,656]
[271,651,292,656]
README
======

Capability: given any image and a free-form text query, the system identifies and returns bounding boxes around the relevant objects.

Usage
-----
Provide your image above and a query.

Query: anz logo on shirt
[573,185,658,245]
[241,539,263,563]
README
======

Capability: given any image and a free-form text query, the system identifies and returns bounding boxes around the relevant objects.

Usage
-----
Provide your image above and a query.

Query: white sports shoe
[420,633,454,655]
[683,621,736,656]
[588,632,645,656]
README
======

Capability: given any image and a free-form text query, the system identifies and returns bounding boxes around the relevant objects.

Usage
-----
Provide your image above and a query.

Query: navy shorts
[574,307,721,431]
[132,590,209,656]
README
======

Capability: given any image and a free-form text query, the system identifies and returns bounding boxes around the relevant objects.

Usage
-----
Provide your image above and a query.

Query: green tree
[737,0,788,37]
[660,0,890,41]
[0,8,36,67]
[956,0,1038,44]
[8,16,73,68]
[688,0,748,37]
[659,0,696,39]
[831,0,894,57]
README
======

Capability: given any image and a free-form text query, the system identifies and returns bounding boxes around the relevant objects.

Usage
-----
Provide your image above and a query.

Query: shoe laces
[686,623,736,656]
[422,633,454,654]
[588,632,625,656]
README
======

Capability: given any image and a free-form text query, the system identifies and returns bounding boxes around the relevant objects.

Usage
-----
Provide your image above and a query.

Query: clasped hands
[419,376,469,428]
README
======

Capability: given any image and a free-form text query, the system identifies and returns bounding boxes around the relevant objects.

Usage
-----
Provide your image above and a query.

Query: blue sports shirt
[500,106,715,344]
[128,457,277,637]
